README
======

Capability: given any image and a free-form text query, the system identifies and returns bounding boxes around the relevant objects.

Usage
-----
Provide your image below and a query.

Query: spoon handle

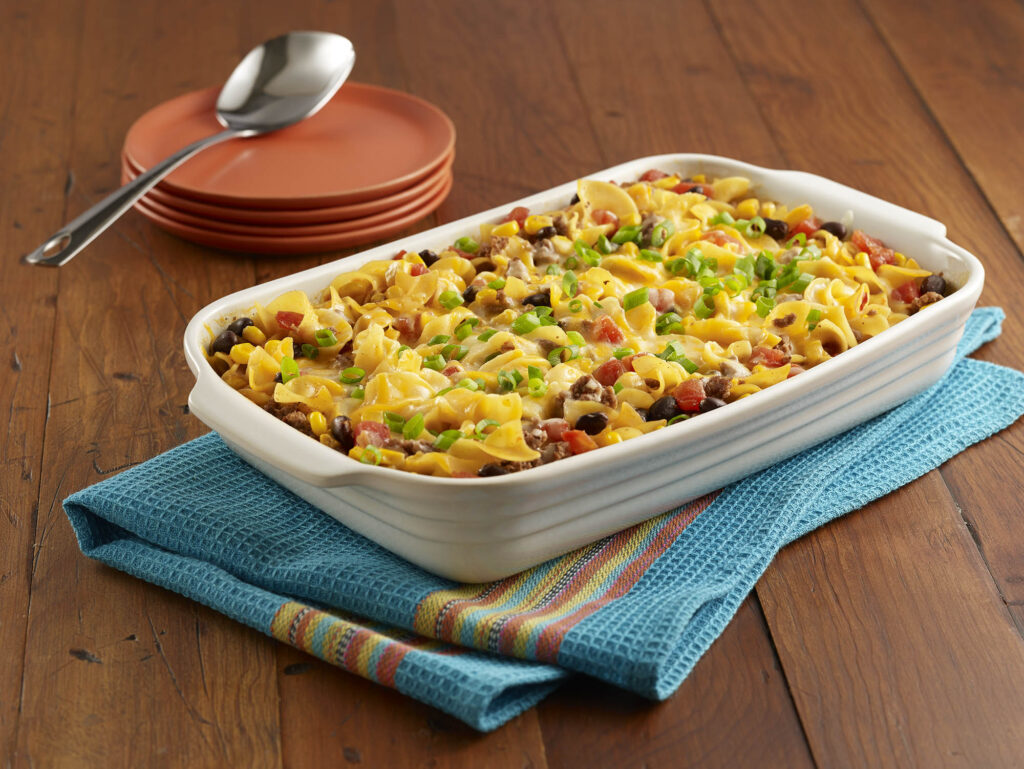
[23,128,241,267]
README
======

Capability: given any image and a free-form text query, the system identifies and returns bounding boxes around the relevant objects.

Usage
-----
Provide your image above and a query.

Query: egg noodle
[206,169,948,477]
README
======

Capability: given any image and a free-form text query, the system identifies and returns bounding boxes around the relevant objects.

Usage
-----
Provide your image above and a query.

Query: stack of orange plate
[122,83,455,255]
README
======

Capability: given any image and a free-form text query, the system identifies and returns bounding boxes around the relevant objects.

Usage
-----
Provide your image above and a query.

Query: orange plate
[122,161,451,237]
[123,151,454,225]
[131,175,452,255]
[124,82,455,209]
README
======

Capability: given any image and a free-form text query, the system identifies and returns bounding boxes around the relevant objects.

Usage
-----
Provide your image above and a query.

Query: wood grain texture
[2,0,1023,766]
[537,597,815,769]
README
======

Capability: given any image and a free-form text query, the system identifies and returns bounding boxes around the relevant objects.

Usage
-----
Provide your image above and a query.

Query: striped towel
[63,308,1024,730]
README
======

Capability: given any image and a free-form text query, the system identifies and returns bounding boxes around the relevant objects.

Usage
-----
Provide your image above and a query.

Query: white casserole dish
[184,154,985,582]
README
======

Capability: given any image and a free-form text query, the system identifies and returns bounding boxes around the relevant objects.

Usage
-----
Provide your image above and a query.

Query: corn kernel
[309,411,328,436]
[736,198,760,219]
[229,342,255,364]
[242,325,266,345]
[524,214,553,235]
[550,235,573,255]
[759,201,777,218]
[492,220,520,238]
[653,176,681,189]
[601,430,624,446]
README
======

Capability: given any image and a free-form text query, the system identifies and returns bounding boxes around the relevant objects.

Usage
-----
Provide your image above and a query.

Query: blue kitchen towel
[64,308,1024,731]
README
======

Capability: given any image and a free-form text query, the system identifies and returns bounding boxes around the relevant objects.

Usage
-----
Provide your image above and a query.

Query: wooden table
[3,0,1023,766]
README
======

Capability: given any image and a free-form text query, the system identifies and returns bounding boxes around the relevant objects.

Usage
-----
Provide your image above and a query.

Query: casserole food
[184,154,984,581]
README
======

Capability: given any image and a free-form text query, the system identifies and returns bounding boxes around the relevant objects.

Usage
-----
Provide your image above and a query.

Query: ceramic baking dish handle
[187,375,367,488]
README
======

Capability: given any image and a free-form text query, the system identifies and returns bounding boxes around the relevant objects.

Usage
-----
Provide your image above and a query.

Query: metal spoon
[25,31,355,267]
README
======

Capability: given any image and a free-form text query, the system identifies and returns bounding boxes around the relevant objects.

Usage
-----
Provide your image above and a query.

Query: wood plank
[758,473,1024,766]
[0,0,81,761]
[538,597,816,769]
[14,0,282,766]
[709,0,1024,764]
[861,0,1024,252]
[545,0,816,760]
[859,0,1024,605]
[277,644,548,768]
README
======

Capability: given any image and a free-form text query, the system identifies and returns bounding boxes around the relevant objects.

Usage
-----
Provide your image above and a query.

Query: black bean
[462,285,479,303]
[921,274,947,296]
[273,372,283,383]
[478,463,510,477]
[569,193,580,205]
[418,249,440,266]
[648,395,680,422]
[635,408,650,422]
[533,226,558,240]
[210,329,240,355]
[819,221,847,240]
[522,290,551,307]
[763,217,788,241]
[227,317,254,335]
[575,412,609,435]
[330,415,355,452]
[699,397,727,413]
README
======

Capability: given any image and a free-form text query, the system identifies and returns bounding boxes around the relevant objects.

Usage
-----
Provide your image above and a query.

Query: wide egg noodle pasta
[210,167,950,477]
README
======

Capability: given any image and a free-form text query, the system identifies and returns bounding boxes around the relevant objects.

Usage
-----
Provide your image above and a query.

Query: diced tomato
[564,429,599,455]
[355,421,390,447]
[703,230,741,248]
[409,263,427,276]
[789,217,821,238]
[275,310,304,331]
[671,379,705,412]
[648,288,675,312]
[891,281,921,304]
[441,365,461,377]
[640,169,669,182]
[749,345,789,368]
[392,250,407,260]
[851,229,896,271]
[787,364,806,378]
[541,418,570,442]
[591,208,619,234]
[453,249,476,259]
[392,316,418,341]
[673,181,714,197]
[592,315,625,345]
[503,206,530,228]
[594,359,627,387]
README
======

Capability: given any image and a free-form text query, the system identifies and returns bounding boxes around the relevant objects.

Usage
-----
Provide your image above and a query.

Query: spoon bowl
[24,30,356,267]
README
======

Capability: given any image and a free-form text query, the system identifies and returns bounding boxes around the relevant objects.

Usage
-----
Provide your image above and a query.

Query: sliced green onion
[564,255,579,270]
[657,340,686,361]
[350,386,365,399]
[300,343,319,360]
[752,279,777,300]
[359,445,383,465]
[397,345,411,355]
[402,413,425,440]
[566,330,586,346]
[314,328,337,347]
[339,365,364,384]
[746,216,766,236]
[568,298,584,313]
[755,252,776,281]
[487,277,506,290]
[694,294,715,319]
[611,224,642,244]
[427,334,450,346]
[711,211,735,226]
[655,312,684,335]
[511,311,541,335]
[806,308,823,330]
[483,351,502,363]
[734,254,756,281]
[454,236,479,253]
[786,232,807,247]
[593,301,603,308]
[535,306,554,317]
[650,219,675,247]
[527,378,547,398]
[613,383,624,394]
[667,414,690,425]
[474,418,500,440]
[438,290,463,310]
[623,287,649,310]
[574,241,602,267]
[496,369,523,392]
[799,244,823,260]
[547,345,579,366]
[383,411,406,433]
[789,272,815,294]
[434,386,454,397]
[613,347,634,359]
[280,356,299,383]
[433,429,462,451]
[596,234,618,254]
[638,249,664,262]
[756,295,775,318]
[441,343,469,361]
[545,264,562,275]
[456,378,479,391]
[722,274,748,294]
[477,329,498,342]
[527,365,543,381]
[562,270,579,298]
[454,320,478,340]
[678,356,699,374]
[423,354,445,371]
